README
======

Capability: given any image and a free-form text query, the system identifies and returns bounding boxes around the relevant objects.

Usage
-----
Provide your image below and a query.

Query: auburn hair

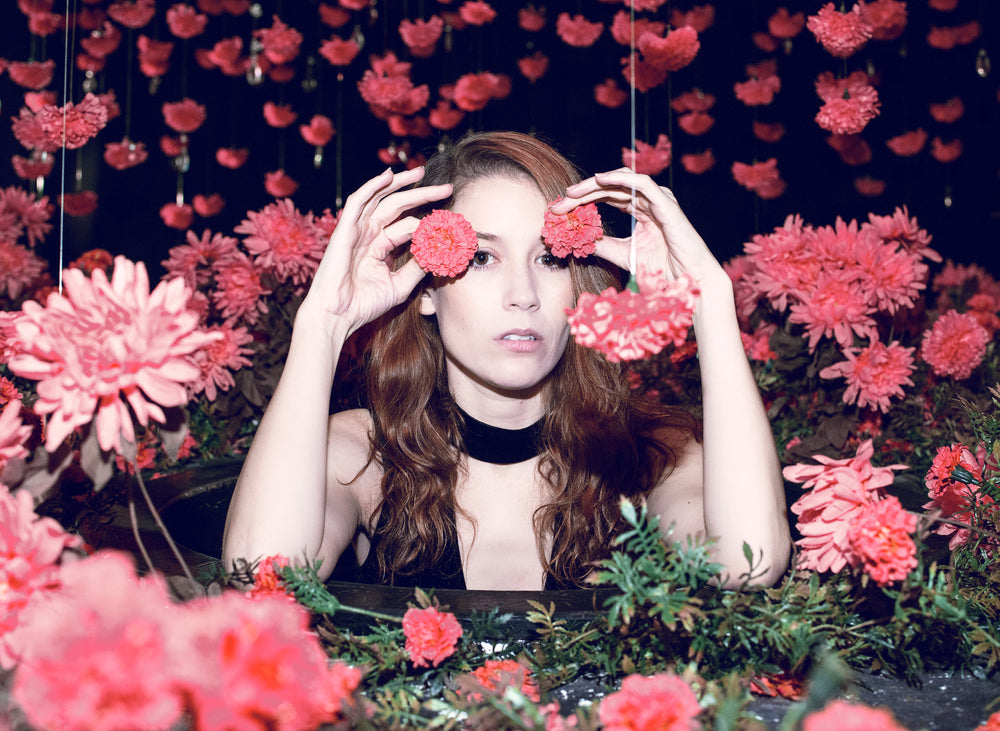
[363,131,700,586]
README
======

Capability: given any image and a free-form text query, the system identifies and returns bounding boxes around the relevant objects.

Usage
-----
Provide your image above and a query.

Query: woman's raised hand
[553,168,723,284]
[302,166,453,338]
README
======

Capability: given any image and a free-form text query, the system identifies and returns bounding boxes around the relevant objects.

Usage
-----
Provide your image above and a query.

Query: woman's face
[420,174,575,420]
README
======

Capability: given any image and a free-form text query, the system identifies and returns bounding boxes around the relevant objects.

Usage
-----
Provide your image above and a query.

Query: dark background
[2,0,998,282]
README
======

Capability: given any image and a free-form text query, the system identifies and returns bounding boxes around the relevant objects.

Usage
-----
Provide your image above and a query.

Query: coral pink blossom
[638,26,699,72]
[599,673,701,731]
[886,129,927,156]
[459,1,496,25]
[103,138,148,170]
[543,202,602,258]
[866,0,907,40]
[671,5,715,33]
[7,60,55,90]
[815,83,880,134]
[357,52,429,117]
[786,440,905,573]
[681,149,715,174]
[245,554,295,601]
[595,79,628,108]
[566,269,700,363]
[193,193,225,217]
[107,0,156,28]
[819,339,915,413]
[930,137,962,163]
[13,93,109,153]
[621,53,668,92]
[929,96,964,123]
[163,228,238,288]
[734,74,781,106]
[137,34,174,77]
[162,98,206,133]
[742,323,777,362]
[160,135,184,157]
[753,121,786,143]
[518,51,549,83]
[803,700,909,731]
[166,3,208,38]
[256,15,302,64]
[236,199,324,287]
[610,10,666,45]
[12,151,55,180]
[919,309,989,380]
[452,72,507,112]
[556,13,604,47]
[671,89,715,113]
[807,2,873,57]
[212,252,272,325]
[0,241,47,299]
[60,191,99,217]
[402,606,463,668]
[319,35,361,66]
[216,146,248,169]
[732,158,782,196]
[190,323,253,401]
[160,202,194,230]
[0,185,53,247]
[399,16,443,58]
[865,206,939,263]
[428,101,465,130]
[263,101,297,128]
[848,495,918,586]
[929,0,959,9]
[623,134,672,176]
[789,271,877,350]
[467,659,541,702]
[205,36,245,73]
[769,8,806,38]
[411,209,479,277]
[923,443,991,550]
[519,6,546,32]
[70,249,115,276]
[264,170,299,197]
[8,257,218,452]
[299,115,334,147]
[677,111,714,135]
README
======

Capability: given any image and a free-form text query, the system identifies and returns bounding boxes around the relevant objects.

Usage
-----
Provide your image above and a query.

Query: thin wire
[628,3,637,278]
[57,0,77,294]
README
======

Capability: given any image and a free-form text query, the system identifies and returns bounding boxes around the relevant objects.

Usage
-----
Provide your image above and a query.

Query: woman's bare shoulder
[326,408,378,486]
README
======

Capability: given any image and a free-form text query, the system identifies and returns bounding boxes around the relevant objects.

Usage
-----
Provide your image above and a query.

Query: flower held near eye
[411,209,479,277]
[542,201,602,258]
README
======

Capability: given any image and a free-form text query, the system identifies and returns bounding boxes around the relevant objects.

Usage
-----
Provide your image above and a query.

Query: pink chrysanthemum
[819,339,915,413]
[8,257,219,453]
[807,2,873,58]
[599,673,701,731]
[923,443,990,550]
[847,496,918,586]
[0,240,47,300]
[566,269,700,363]
[864,206,939,263]
[919,309,989,380]
[163,229,239,289]
[402,606,463,668]
[542,201,603,258]
[0,400,31,475]
[211,251,272,326]
[411,209,479,277]
[235,199,325,288]
[0,186,52,248]
[788,271,877,350]
[786,440,906,574]
[743,214,821,311]
[851,232,929,314]
[189,323,254,402]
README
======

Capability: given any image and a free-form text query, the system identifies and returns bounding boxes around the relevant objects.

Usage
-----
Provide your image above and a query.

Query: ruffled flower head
[0,241,47,299]
[236,198,323,287]
[819,339,915,413]
[12,94,109,153]
[8,257,220,453]
[411,209,479,277]
[919,309,989,380]
[638,25,700,72]
[846,495,918,586]
[922,443,993,551]
[807,2,873,57]
[623,134,672,176]
[402,606,463,668]
[162,98,207,134]
[542,201,602,258]
[598,673,701,731]
[399,16,444,58]
[556,13,604,47]
[566,268,700,363]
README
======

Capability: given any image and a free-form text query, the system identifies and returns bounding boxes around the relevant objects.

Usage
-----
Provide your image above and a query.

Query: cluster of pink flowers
[542,201,603,258]
[401,605,464,668]
[11,92,110,153]
[410,209,480,277]
[567,268,700,363]
[814,71,881,135]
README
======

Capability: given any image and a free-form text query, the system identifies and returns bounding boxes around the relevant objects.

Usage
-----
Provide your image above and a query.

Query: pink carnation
[819,339,915,413]
[847,496,918,586]
[411,209,479,277]
[8,257,219,453]
[807,2,873,57]
[12,93,109,153]
[542,201,603,258]
[399,16,443,57]
[162,98,206,133]
[402,606,463,668]
[886,129,928,157]
[919,309,989,380]
[623,134,672,176]
[103,138,148,170]
[166,3,208,38]
[923,443,991,550]
[566,269,700,363]
[599,673,701,731]
[459,1,496,25]
[556,13,604,47]
[255,15,303,64]
[638,26,700,72]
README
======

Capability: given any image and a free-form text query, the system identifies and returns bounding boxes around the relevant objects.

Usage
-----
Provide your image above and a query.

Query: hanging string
[628,2,637,279]
[57,0,78,294]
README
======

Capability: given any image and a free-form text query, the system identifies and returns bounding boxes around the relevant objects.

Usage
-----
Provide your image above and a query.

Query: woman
[222,131,790,590]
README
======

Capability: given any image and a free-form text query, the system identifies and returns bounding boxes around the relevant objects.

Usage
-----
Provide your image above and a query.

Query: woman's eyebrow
[474,231,500,242]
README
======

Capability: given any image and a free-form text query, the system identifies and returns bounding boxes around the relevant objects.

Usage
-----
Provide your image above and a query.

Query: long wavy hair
[363,131,700,587]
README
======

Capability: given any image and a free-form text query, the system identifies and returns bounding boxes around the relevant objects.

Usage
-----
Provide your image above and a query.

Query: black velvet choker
[457,406,543,464]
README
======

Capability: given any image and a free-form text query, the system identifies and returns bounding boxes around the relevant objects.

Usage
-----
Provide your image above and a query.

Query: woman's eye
[471,250,493,267]
[539,252,567,269]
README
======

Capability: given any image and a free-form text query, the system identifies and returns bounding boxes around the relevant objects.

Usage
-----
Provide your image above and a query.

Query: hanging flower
[566,269,700,363]
[556,13,604,47]
[465,659,541,703]
[192,193,225,217]
[7,60,55,90]
[732,158,782,196]
[518,51,549,83]
[137,35,174,77]
[814,72,880,135]
[162,98,207,133]
[542,201,602,258]
[402,606,463,668]
[865,0,907,41]
[638,26,700,72]
[357,52,429,117]
[205,36,244,73]
[319,35,361,66]
[819,339,915,413]
[594,78,628,108]
[262,101,297,128]
[264,170,299,197]
[107,0,156,28]
[399,16,444,58]
[297,115,334,147]
[671,88,715,113]
[12,151,55,180]
[930,137,962,163]
[807,2,873,58]
[886,129,927,157]
[256,15,302,64]
[753,121,786,143]
[411,209,479,277]
[919,309,989,380]
[768,8,806,39]
[212,251,272,325]
[428,101,465,130]
[160,202,194,229]
[166,3,208,38]
[677,111,714,135]
[160,135,184,157]
[216,147,249,169]
[189,323,254,402]
[518,6,546,32]
[611,11,666,46]
[621,53,667,93]
[680,149,715,174]
[12,94,109,153]
[452,72,508,112]
[59,191,98,217]
[8,257,218,453]
[236,199,324,287]
[929,96,964,123]
[598,673,701,731]
[671,5,715,32]
[103,138,148,170]
[623,134,672,176]
[458,1,496,26]
[734,63,781,106]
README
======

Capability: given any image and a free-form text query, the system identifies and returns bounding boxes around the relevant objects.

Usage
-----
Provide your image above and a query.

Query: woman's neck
[456,404,543,464]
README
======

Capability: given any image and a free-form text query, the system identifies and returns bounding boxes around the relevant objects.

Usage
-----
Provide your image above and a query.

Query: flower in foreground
[411,209,479,277]
[598,672,701,731]
[8,257,220,453]
[802,699,909,731]
[465,659,541,702]
[847,495,918,586]
[919,309,989,380]
[543,201,603,258]
[566,269,699,363]
[923,443,992,550]
[402,605,463,668]
[819,339,915,413]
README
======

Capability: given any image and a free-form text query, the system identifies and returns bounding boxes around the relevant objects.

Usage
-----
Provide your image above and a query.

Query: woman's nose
[502,263,541,311]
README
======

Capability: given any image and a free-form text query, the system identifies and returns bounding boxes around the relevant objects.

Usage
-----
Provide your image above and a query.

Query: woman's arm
[222,167,452,579]
[556,171,791,586]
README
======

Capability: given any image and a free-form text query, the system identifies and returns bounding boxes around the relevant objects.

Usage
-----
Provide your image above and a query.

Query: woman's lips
[497,329,542,352]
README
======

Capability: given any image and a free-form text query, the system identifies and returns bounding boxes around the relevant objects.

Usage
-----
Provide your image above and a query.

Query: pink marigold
[556,13,604,47]
[263,101,297,128]
[786,440,906,573]
[399,16,443,58]
[518,51,549,83]
[598,673,701,731]
[639,26,699,72]
[211,251,271,325]
[162,97,206,133]
[238,199,321,284]
[807,2,873,57]
[919,309,989,380]
[929,96,964,123]
[216,146,249,169]
[0,185,52,247]
[0,240,47,299]
[681,149,715,174]
[166,3,208,38]
[107,0,156,28]
[820,339,916,413]
[623,134,672,176]
[847,495,918,585]
[866,0,907,41]
[886,128,927,157]
[411,209,479,277]
[803,700,909,731]
[256,15,302,64]
[8,257,219,453]
[459,0,496,25]
[567,269,699,363]
[543,201,602,258]
[595,78,628,108]
[467,659,541,702]
[402,606,463,668]
[189,323,253,401]
[7,60,55,90]
[319,35,361,66]
[103,138,148,170]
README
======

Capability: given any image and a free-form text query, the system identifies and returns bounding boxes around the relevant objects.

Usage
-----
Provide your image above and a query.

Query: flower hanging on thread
[542,201,602,258]
[411,209,479,277]
[807,2,873,58]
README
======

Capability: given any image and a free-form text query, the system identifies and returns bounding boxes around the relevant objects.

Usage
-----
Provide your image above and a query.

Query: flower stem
[133,465,197,584]
[127,479,156,574]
